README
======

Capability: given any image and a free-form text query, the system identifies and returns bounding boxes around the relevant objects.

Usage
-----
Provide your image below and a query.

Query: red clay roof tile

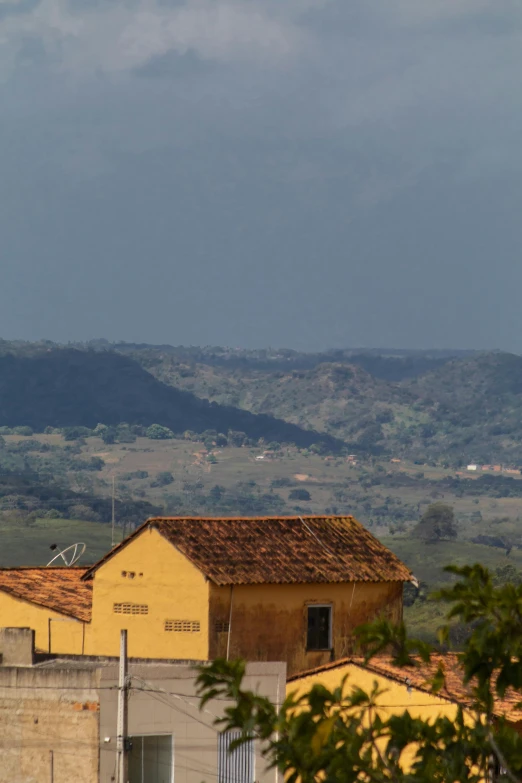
[84,516,413,585]
[0,567,92,622]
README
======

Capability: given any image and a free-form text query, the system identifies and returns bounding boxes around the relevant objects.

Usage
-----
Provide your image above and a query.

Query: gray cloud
[1,0,522,350]
[0,0,309,77]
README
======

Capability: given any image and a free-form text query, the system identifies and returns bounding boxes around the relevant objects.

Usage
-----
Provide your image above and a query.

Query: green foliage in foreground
[197,564,522,782]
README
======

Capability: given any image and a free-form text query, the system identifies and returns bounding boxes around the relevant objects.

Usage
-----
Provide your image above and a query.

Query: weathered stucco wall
[209,581,403,676]
[0,591,85,654]
[87,527,210,658]
[289,661,456,719]
[0,666,100,783]
[288,662,460,771]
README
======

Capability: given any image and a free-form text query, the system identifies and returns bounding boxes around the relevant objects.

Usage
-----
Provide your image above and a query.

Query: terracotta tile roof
[0,567,92,622]
[83,516,413,585]
[288,654,522,723]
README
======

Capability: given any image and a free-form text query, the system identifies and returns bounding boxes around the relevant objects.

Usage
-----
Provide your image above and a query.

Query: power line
[0,683,119,691]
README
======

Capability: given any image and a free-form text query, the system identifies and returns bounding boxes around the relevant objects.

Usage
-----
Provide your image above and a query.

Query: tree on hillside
[146,424,174,440]
[414,502,457,542]
[151,471,174,488]
[227,430,247,447]
[289,488,311,501]
[101,427,116,444]
[493,563,522,585]
[197,563,522,783]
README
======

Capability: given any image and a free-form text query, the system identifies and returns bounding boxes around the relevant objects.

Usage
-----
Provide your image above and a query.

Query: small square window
[307,605,332,650]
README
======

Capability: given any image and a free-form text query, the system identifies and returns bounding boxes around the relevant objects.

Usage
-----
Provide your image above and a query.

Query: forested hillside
[0,348,341,450]
[1,340,522,464]
[126,346,522,464]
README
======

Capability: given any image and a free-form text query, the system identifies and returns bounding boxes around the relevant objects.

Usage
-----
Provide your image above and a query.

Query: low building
[0,516,413,675]
[0,566,90,654]
[0,627,285,783]
[287,654,522,733]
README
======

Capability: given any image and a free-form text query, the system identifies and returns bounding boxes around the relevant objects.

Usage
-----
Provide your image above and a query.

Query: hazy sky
[2,0,522,351]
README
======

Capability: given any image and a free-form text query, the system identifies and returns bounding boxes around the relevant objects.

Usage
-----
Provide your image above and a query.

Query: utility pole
[116,629,128,783]
[111,475,116,548]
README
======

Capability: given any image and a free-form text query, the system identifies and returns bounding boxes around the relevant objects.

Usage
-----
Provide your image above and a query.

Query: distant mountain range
[121,344,522,464]
[0,347,342,450]
[1,339,522,463]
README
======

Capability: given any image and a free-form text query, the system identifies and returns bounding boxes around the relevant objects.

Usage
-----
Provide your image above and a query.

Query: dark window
[218,731,254,783]
[307,605,332,650]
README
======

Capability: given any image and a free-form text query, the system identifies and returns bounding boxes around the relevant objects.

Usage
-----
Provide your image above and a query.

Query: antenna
[46,542,87,567]
[112,475,116,547]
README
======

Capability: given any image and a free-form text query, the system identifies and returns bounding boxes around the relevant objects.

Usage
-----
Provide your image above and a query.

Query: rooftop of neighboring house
[0,567,92,621]
[83,515,414,585]
[288,654,522,723]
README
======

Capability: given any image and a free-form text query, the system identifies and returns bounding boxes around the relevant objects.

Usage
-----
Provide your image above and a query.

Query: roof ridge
[82,515,412,585]
[147,515,356,522]
[287,653,462,682]
[288,655,522,721]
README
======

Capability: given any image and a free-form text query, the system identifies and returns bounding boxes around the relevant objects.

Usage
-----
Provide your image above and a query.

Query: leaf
[431,661,446,694]
[310,716,337,755]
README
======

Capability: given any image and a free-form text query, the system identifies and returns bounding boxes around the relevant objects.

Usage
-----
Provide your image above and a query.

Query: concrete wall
[0,664,100,783]
[0,627,35,665]
[209,581,403,676]
[99,660,286,783]
[87,528,210,659]
[0,626,285,783]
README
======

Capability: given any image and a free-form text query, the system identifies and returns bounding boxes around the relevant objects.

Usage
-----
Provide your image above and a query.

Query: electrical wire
[0,682,119,691]
[299,516,337,559]
[130,680,221,732]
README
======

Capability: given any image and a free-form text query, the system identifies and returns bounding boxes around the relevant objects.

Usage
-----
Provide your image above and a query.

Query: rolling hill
[128,347,522,464]
[2,341,522,463]
[0,349,343,450]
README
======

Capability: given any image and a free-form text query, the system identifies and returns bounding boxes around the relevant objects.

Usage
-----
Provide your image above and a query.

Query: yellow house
[0,516,414,674]
[0,567,91,654]
[287,653,522,739]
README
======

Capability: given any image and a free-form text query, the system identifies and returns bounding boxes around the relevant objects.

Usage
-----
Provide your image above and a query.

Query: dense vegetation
[0,347,342,450]
[0,461,159,528]
[4,339,522,464]
[124,346,522,465]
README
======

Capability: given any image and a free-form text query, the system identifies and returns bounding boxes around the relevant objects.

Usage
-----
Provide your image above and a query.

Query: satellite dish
[46,542,86,567]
